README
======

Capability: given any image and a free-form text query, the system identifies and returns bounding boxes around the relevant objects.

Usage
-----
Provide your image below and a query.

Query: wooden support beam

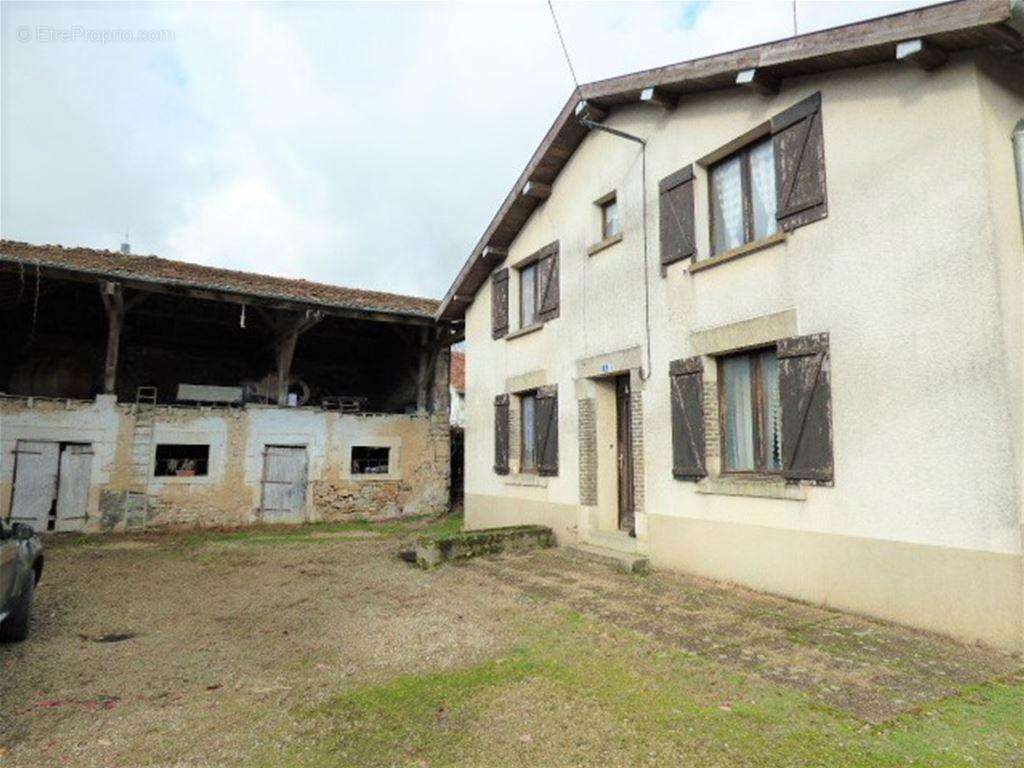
[522,181,552,201]
[896,38,948,70]
[273,309,322,405]
[574,100,608,123]
[415,326,431,414]
[736,68,780,95]
[481,245,508,262]
[639,86,678,110]
[98,281,124,395]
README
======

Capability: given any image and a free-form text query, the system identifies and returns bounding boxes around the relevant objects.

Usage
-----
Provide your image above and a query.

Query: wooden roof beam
[640,86,678,110]
[574,100,608,123]
[896,38,948,70]
[522,181,552,200]
[736,68,779,95]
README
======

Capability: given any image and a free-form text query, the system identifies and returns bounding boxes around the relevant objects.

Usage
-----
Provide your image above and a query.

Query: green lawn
[267,612,1024,768]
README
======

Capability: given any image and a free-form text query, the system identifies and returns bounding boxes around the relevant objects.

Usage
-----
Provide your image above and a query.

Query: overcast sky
[2,0,934,299]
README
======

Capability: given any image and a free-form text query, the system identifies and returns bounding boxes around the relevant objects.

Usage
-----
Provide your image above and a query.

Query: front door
[615,376,635,533]
[260,445,308,522]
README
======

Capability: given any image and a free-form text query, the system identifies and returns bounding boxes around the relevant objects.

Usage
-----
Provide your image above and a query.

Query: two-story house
[437,0,1024,651]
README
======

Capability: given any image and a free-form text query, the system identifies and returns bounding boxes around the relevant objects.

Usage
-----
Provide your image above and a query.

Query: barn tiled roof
[0,240,439,318]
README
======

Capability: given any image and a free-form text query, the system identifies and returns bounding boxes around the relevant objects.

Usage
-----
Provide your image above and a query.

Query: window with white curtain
[520,392,537,471]
[709,137,777,255]
[720,348,782,473]
[519,262,538,327]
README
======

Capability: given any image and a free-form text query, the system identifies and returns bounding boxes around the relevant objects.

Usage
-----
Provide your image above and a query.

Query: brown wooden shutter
[494,394,510,475]
[536,243,560,322]
[535,385,559,477]
[659,165,696,268]
[777,333,833,484]
[771,92,827,231]
[669,356,706,480]
[491,268,509,339]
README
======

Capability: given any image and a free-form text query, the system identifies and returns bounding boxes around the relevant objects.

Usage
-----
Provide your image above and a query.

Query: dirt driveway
[2,517,1022,767]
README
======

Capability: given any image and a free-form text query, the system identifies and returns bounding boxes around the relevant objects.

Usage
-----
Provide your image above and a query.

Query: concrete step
[584,529,637,553]
[565,543,649,574]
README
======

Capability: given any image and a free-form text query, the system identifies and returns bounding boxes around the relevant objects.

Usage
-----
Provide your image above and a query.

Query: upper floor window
[519,261,539,327]
[719,348,781,473]
[709,137,777,255]
[600,195,620,239]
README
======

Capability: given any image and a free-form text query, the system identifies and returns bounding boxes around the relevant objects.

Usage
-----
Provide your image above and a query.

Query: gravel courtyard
[2,516,1022,767]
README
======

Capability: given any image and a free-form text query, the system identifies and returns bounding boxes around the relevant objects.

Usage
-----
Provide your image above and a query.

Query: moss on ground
[267,615,1024,768]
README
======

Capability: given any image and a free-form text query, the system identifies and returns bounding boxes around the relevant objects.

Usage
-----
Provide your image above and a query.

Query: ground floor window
[154,444,210,477]
[719,349,781,473]
[351,446,390,475]
[520,391,537,472]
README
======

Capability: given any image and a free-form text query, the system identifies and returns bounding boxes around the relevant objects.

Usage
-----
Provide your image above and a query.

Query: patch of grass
[43,512,464,550]
[261,616,1024,768]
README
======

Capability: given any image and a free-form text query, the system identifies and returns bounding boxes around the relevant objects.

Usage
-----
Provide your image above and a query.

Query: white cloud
[1,1,937,299]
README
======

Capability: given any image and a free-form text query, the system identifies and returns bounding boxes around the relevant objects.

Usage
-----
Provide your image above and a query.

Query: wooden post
[99,282,124,395]
[415,326,430,414]
[273,310,322,405]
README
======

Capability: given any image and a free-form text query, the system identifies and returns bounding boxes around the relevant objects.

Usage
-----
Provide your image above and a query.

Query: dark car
[0,520,44,642]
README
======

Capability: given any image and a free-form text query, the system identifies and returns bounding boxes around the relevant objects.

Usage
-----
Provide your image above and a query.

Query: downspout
[1014,120,1024,234]
[1015,119,1024,652]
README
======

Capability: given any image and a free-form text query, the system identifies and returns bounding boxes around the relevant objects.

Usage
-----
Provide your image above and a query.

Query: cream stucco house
[437,0,1024,651]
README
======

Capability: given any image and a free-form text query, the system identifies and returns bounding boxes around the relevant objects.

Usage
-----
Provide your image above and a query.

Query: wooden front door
[260,445,308,522]
[615,376,635,533]
[10,441,59,530]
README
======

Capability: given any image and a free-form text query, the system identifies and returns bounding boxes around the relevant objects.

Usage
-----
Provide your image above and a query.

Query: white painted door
[10,441,60,529]
[260,446,308,522]
[55,444,93,532]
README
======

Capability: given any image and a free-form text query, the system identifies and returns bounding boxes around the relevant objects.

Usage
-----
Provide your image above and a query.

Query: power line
[547,0,581,97]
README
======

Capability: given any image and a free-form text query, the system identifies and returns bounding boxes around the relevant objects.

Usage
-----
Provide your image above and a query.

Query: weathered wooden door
[10,441,59,529]
[55,444,93,532]
[260,446,308,522]
[615,376,635,533]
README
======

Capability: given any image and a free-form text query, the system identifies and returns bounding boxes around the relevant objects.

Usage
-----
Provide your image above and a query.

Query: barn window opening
[154,444,210,477]
[351,446,390,475]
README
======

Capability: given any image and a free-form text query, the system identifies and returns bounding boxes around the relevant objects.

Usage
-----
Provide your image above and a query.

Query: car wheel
[0,576,33,643]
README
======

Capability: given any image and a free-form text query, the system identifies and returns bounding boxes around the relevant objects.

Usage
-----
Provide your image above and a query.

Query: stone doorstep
[566,543,650,574]
[583,528,637,554]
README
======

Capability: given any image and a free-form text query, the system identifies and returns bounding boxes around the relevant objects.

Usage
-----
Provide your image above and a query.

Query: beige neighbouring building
[438,1,1024,651]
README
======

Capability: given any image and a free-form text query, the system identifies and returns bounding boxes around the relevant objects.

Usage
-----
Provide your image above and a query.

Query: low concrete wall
[647,513,1024,652]
[464,492,579,545]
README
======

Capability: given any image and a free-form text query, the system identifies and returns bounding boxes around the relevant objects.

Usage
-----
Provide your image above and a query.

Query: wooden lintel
[896,38,948,70]
[639,86,678,110]
[736,68,779,95]
[522,181,552,200]
[574,100,608,123]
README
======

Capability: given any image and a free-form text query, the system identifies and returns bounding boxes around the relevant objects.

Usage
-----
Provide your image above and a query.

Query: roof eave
[436,0,1020,322]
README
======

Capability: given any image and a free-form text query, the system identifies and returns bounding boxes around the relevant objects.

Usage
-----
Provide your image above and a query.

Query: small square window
[600,196,620,239]
[709,137,777,255]
[155,444,209,477]
[351,446,390,475]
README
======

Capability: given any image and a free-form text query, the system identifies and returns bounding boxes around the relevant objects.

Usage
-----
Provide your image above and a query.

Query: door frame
[615,375,635,533]
[259,444,309,522]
